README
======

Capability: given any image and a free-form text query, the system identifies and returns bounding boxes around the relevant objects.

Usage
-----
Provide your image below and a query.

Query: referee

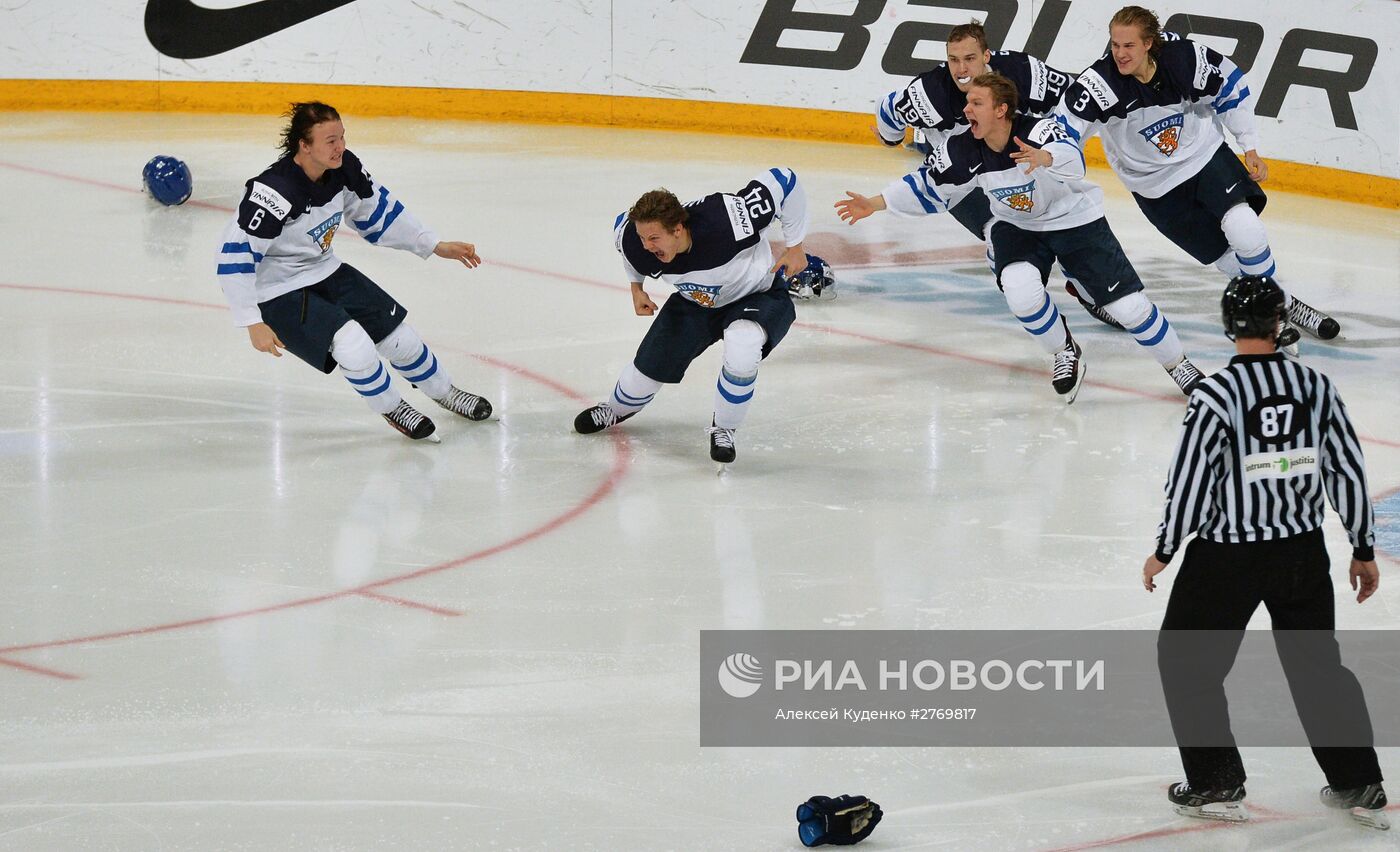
[1141,275,1387,830]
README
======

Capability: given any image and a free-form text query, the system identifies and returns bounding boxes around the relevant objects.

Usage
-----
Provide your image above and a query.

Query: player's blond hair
[1110,6,1164,58]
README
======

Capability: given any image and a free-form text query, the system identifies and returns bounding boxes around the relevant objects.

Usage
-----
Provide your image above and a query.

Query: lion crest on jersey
[990,181,1036,213]
[677,282,721,308]
[307,212,343,253]
[1139,114,1185,157]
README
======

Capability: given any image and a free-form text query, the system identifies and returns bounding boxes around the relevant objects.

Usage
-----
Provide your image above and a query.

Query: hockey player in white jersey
[876,22,1072,157]
[1055,6,1341,351]
[839,74,1202,401]
[873,21,1118,328]
[574,169,817,463]
[215,101,492,442]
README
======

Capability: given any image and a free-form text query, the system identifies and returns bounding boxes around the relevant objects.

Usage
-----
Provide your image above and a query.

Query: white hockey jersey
[1054,38,1261,198]
[876,50,1073,151]
[883,115,1102,232]
[615,168,808,309]
[215,150,438,326]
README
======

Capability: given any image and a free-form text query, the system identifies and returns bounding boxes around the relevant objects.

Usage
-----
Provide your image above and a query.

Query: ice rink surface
[1,112,1398,850]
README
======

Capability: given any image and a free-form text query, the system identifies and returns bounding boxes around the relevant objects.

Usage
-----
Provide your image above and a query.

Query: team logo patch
[1139,113,1185,157]
[676,281,722,308]
[990,181,1036,213]
[307,211,342,253]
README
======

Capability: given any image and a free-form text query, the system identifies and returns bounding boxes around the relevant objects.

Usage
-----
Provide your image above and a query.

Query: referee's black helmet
[1222,275,1287,340]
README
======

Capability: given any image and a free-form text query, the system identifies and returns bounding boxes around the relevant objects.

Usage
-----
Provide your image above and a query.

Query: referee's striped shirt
[1155,353,1375,563]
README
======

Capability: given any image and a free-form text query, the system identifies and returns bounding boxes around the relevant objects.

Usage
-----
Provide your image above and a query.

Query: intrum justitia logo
[717,653,763,698]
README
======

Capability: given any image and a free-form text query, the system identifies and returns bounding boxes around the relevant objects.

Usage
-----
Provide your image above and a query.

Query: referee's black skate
[1168,781,1248,822]
[433,385,492,421]
[1321,782,1390,830]
[1051,333,1085,404]
[574,403,633,435]
[707,423,736,464]
[1166,356,1204,395]
[1288,296,1341,340]
[383,400,439,443]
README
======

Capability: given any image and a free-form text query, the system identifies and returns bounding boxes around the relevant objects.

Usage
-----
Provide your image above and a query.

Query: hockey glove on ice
[796,794,882,846]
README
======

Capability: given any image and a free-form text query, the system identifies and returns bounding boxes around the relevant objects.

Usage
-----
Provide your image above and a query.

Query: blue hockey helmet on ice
[142,155,192,206]
[786,253,836,301]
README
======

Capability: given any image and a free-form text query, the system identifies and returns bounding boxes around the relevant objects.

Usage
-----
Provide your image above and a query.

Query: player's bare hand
[1011,137,1053,173]
[631,284,657,316]
[1142,554,1168,592]
[434,241,481,268]
[1243,150,1268,183]
[836,191,883,225]
[248,322,284,357]
[770,243,808,280]
[1350,558,1379,603]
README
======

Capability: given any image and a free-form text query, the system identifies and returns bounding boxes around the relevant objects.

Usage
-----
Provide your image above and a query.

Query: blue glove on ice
[796,794,882,846]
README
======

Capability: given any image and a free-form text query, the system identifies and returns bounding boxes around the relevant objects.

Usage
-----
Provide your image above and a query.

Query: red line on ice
[0,285,631,666]
[354,590,464,617]
[0,656,81,680]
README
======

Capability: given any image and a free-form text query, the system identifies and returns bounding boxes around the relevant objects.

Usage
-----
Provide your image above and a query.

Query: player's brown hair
[1110,6,1164,58]
[282,102,342,158]
[630,189,688,230]
[969,73,1019,118]
[947,21,989,51]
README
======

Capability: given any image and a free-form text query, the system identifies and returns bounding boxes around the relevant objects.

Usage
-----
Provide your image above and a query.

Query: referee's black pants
[1158,529,1382,791]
